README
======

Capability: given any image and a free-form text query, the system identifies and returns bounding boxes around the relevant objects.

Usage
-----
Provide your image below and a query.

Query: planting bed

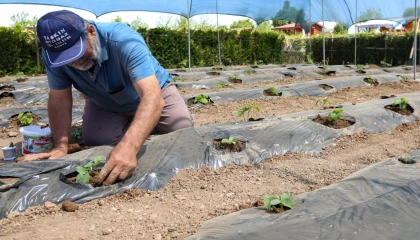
[1,64,420,240]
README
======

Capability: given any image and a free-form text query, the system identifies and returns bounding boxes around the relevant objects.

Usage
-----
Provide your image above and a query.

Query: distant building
[271,23,303,35]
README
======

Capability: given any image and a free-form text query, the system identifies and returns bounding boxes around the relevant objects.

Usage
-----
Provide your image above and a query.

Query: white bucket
[19,126,52,155]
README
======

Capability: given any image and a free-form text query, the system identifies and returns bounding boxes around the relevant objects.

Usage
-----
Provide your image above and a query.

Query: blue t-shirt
[45,21,172,113]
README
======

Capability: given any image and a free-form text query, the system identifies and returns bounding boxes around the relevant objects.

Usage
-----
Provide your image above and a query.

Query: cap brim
[43,34,87,68]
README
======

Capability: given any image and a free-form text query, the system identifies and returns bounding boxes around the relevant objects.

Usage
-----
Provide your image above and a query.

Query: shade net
[0,0,417,28]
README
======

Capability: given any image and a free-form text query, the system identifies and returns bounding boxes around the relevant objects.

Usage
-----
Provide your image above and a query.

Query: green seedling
[221,136,236,145]
[76,156,102,183]
[399,75,408,80]
[194,94,211,105]
[380,61,392,67]
[216,82,226,89]
[229,73,241,80]
[323,65,331,70]
[356,64,364,71]
[233,104,260,121]
[266,87,280,96]
[262,191,295,212]
[364,75,376,84]
[327,108,343,121]
[17,112,33,126]
[244,68,256,74]
[173,76,182,82]
[70,128,82,140]
[316,96,331,107]
[392,97,409,110]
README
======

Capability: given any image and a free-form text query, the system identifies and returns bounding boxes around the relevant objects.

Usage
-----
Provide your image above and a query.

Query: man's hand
[98,144,137,186]
[18,147,67,162]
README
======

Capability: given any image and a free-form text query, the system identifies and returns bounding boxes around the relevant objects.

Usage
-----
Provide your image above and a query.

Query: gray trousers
[82,83,194,146]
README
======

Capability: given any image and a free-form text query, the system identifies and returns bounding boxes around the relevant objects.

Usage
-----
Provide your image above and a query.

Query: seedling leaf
[194,94,210,105]
[271,199,281,206]
[328,108,343,121]
[75,156,102,183]
[262,195,272,209]
[221,137,236,145]
[76,172,90,183]
[392,97,409,110]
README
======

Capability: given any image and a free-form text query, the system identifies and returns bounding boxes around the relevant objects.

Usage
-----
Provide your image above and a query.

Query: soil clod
[61,201,79,212]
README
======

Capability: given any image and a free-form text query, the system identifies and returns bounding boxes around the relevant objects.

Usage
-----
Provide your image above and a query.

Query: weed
[392,97,409,110]
[76,156,102,183]
[229,73,241,80]
[221,136,236,145]
[356,64,364,71]
[266,87,280,96]
[380,61,392,67]
[323,65,331,70]
[233,104,260,121]
[70,128,82,140]
[173,76,182,82]
[194,94,211,105]
[262,191,294,212]
[244,68,256,74]
[327,108,343,121]
[17,112,33,126]
[316,96,331,107]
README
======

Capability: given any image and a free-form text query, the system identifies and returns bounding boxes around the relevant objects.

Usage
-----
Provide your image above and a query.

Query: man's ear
[88,25,96,38]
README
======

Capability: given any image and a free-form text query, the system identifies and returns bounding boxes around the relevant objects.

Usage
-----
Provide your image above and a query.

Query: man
[23,10,194,185]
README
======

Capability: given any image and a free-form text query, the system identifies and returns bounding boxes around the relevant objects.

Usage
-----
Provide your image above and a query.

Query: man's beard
[68,37,100,71]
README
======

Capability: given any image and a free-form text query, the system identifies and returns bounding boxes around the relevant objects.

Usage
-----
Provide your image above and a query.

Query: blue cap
[37,10,87,67]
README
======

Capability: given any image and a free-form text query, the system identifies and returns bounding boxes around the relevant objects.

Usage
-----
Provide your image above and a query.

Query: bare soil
[312,115,355,129]
[384,104,414,116]
[213,139,246,152]
[1,67,420,239]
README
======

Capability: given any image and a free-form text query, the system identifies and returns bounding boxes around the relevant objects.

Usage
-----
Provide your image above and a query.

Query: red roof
[272,23,301,30]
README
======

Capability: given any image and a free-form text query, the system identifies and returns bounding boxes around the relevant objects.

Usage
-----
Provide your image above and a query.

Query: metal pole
[187,0,191,72]
[322,0,325,65]
[414,0,418,80]
[309,0,312,53]
[354,0,357,65]
[216,0,222,66]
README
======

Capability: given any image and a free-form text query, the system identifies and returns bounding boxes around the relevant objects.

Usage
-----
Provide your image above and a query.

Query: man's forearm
[48,91,72,150]
[118,95,164,154]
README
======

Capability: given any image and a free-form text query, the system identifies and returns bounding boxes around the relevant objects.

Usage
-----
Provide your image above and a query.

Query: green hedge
[0,27,41,76]
[0,27,418,77]
[310,32,416,65]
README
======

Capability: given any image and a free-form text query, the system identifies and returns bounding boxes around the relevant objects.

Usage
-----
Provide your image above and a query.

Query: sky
[0,4,249,28]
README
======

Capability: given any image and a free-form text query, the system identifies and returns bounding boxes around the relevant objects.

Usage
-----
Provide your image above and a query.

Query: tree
[130,16,149,30]
[272,20,288,27]
[257,21,273,31]
[112,16,123,23]
[272,0,297,26]
[403,7,420,17]
[112,15,130,26]
[174,16,189,31]
[333,23,346,34]
[192,16,216,31]
[229,19,255,29]
[358,8,382,22]
[156,16,176,29]
[11,11,38,29]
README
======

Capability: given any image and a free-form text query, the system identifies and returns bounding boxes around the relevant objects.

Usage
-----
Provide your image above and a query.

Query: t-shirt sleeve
[121,39,156,83]
[44,58,73,90]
